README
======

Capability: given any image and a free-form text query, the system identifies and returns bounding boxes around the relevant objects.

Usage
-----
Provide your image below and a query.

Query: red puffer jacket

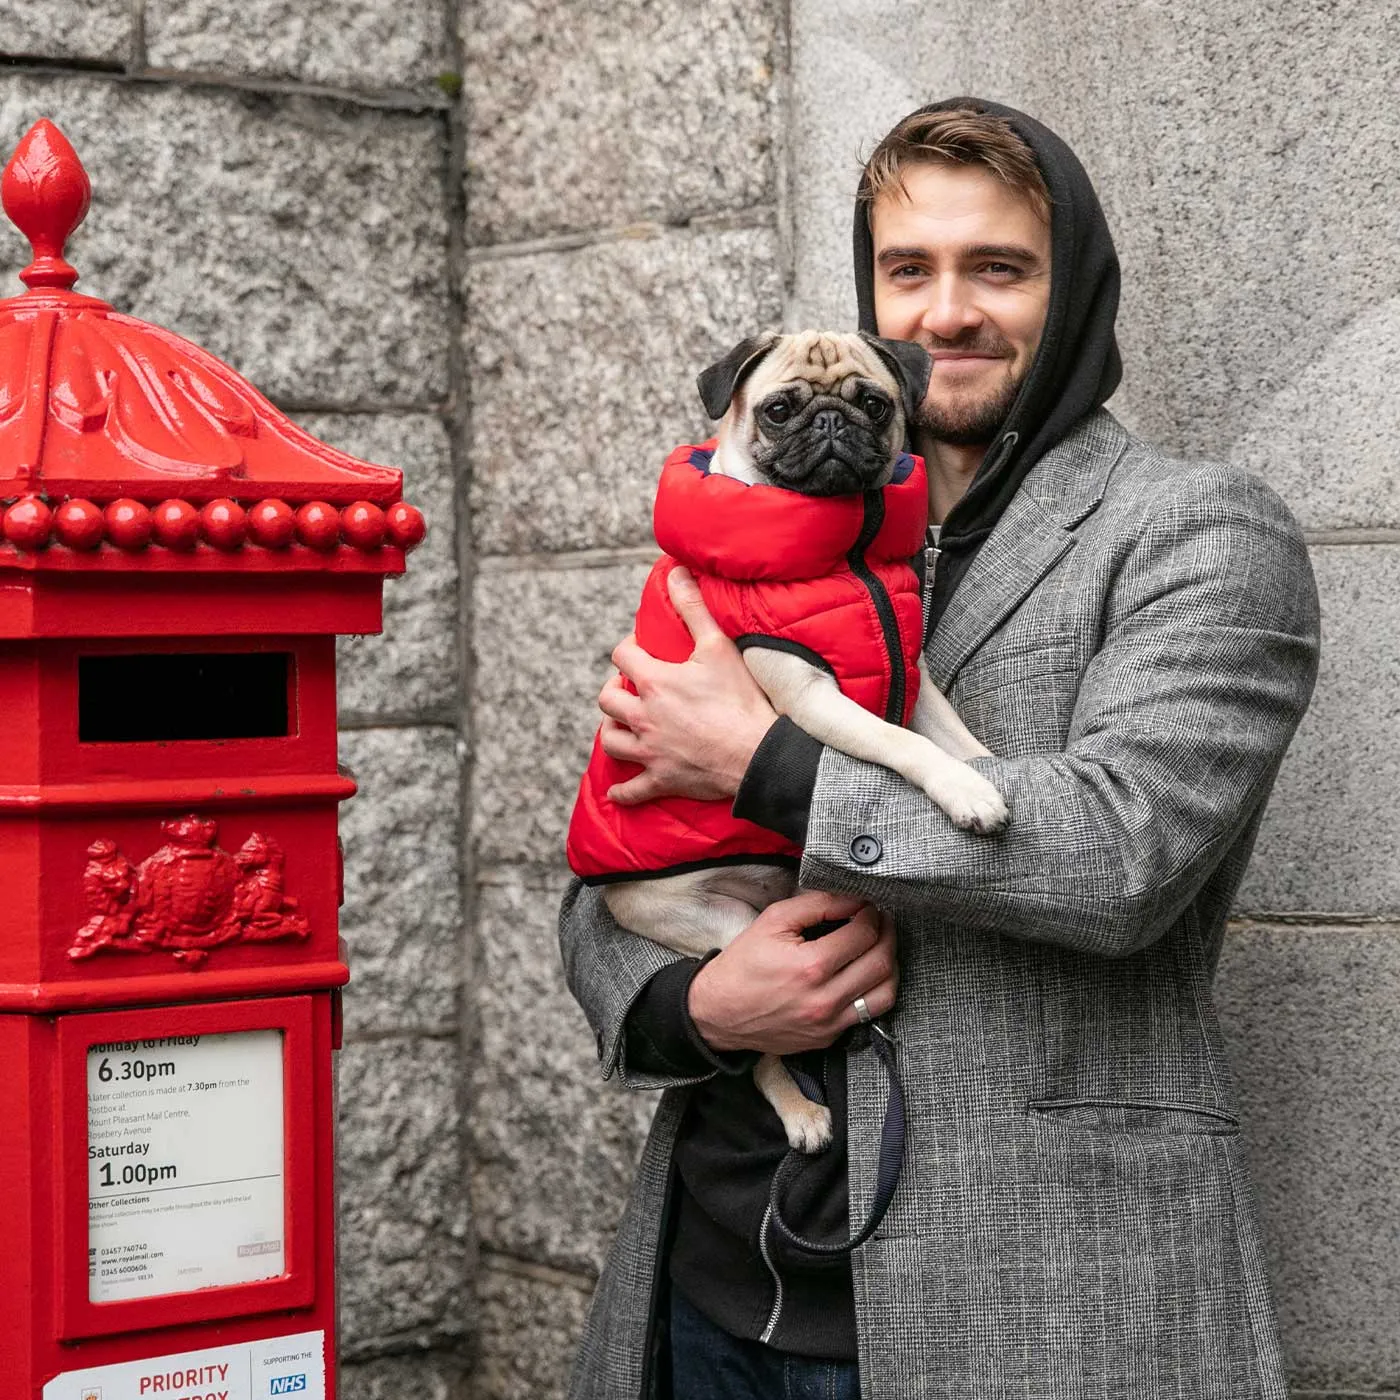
[567,441,928,883]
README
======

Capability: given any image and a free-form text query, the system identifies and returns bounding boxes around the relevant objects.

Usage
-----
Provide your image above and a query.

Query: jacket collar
[926,410,1128,689]
[654,443,928,583]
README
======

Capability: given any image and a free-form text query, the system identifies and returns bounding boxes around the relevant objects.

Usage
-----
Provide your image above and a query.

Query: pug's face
[698,331,931,497]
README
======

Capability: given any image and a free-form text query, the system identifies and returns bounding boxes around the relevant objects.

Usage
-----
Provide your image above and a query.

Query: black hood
[853,97,1122,620]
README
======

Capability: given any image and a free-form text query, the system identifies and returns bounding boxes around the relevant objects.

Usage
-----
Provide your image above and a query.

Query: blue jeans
[670,1289,862,1400]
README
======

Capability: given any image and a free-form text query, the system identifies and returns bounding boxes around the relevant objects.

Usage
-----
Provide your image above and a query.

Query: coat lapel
[925,411,1129,690]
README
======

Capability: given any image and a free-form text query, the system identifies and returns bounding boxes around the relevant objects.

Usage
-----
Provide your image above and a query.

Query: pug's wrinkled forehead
[698,330,930,426]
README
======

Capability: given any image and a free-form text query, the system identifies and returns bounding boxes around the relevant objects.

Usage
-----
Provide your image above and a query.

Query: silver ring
[853,996,873,1025]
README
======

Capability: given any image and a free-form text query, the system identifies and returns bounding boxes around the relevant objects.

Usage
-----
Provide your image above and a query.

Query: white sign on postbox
[87,1029,287,1302]
[42,1328,324,1400]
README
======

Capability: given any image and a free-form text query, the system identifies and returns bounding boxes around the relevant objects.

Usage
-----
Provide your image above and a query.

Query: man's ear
[858,332,932,422]
[696,332,780,420]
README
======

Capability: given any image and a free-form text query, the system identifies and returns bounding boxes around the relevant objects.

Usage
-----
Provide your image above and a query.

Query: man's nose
[920,276,982,340]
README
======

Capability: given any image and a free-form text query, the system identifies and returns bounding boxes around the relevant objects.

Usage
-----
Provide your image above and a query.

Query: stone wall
[789,3,1400,1396]
[459,2,787,1392]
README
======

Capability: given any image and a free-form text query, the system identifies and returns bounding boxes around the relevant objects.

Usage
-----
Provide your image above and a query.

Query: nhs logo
[269,1377,308,1395]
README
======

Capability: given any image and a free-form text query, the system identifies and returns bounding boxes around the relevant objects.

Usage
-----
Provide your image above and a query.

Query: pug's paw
[782,1102,833,1154]
[921,765,1009,835]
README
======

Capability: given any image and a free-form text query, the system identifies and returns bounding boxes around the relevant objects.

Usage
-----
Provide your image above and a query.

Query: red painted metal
[0,119,424,1399]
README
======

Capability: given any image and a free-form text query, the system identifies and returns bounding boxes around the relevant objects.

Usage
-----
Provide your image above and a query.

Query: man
[559,98,1319,1400]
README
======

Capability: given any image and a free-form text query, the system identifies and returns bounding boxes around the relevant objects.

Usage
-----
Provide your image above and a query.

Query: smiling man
[560,100,1320,1400]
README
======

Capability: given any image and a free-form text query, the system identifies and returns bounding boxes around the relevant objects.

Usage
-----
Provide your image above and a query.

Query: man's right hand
[687,891,898,1055]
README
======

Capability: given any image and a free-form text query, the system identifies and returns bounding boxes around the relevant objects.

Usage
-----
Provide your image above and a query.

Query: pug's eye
[861,394,892,424]
[761,398,792,427]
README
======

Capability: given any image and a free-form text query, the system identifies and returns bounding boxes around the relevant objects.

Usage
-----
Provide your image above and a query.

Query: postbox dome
[0,120,425,563]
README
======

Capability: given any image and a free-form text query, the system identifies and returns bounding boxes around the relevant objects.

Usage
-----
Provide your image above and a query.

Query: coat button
[849,834,883,865]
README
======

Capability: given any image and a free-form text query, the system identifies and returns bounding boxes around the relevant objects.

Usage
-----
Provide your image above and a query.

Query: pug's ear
[858,332,931,422]
[697,332,780,420]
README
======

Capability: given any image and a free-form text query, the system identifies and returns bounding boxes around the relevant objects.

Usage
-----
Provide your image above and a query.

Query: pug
[581,330,1007,1151]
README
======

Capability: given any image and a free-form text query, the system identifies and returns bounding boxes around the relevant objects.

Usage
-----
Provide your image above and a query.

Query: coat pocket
[1028,1096,1241,1137]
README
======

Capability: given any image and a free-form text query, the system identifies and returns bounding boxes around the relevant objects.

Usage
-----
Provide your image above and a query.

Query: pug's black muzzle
[756,397,894,497]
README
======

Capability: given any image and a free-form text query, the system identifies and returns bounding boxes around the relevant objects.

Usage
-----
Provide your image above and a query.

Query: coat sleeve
[799,465,1321,959]
[557,878,726,1090]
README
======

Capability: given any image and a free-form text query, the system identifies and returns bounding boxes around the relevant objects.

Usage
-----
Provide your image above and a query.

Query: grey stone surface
[338,1036,471,1357]
[471,560,650,866]
[340,1352,466,1400]
[1229,293,1400,531]
[338,726,463,1034]
[0,75,448,407]
[470,872,655,1273]
[146,0,450,94]
[461,0,780,245]
[1218,924,1400,1392]
[1238,546,1400,916]
[292,412,460,721]
[0,1,129,62]
[789,0,1400,467]
[466,224,784,554]
[474,1260,593,1400]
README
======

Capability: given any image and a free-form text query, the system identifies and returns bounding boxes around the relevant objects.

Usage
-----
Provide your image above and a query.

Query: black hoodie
[628,99,1124,1360]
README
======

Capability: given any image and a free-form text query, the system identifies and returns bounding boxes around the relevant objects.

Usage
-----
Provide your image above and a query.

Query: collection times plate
[87,1029,286,1302]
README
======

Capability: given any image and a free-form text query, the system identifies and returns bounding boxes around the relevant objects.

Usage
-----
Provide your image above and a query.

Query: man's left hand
[599,566,777,805]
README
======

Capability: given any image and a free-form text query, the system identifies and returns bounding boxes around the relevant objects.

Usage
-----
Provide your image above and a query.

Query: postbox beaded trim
[0,493,426,553]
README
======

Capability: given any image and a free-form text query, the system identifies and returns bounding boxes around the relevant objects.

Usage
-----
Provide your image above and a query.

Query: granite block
[291,413,460,721]
[474,1260,593,1400]
[788,0,1400,473]
[340,1352,465,1400]
[471,561,651,867]
[461,0,780,244]
[146,0,450,94]
[470,873,655,1273]
[1218,923,1400,1392]
[338,726,463,1034]
[465,223,783,555]
[1238,546,1400,916]
[0,74,448,407]
[0,0,129,63]
[338,1036,471,1356]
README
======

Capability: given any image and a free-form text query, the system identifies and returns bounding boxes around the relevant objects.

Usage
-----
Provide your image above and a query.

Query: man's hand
[599,566,777,804]
[687,892,898,1055]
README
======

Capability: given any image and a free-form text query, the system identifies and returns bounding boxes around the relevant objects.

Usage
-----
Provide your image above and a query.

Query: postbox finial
[2,119,90,292]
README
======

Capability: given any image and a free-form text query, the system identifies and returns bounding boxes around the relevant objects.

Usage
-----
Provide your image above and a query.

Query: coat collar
[926,411,1128,689]
[653,443,928,582]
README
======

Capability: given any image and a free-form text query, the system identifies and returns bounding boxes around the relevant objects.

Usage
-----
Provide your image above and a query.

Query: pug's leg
[604,869,764,958]
[743,647,1008,834]
[606,867,829,1149]
[755,1052,833,1153]
[909,656,993,760]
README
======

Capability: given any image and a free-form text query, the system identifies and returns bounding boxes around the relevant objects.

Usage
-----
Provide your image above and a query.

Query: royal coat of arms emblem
[68,814,310,966]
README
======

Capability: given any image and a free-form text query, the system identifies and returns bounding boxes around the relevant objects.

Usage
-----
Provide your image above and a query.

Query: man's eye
[982,262,1021,279]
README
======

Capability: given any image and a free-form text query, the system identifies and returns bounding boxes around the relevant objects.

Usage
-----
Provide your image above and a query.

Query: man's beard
[910,334,1024,447]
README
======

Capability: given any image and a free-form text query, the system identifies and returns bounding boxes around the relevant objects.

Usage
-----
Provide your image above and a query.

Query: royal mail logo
[269,1377,307,1395]
[80,1389,101,1400]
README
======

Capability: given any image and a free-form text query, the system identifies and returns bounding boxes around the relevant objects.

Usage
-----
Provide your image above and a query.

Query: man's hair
[859,108,1051,223]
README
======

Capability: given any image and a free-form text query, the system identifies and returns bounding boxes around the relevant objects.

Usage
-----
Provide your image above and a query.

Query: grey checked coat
[558,411,1320,1399]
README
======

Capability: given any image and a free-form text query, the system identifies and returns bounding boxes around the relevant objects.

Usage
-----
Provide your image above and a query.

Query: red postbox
[0,121,426,1400]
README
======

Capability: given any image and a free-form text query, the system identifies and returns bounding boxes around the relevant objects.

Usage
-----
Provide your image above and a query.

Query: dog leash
[765,919,907,1256]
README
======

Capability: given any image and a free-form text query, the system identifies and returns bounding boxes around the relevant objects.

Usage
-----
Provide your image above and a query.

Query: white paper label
[43,1328,325,1400]
[87,1030,286,1302]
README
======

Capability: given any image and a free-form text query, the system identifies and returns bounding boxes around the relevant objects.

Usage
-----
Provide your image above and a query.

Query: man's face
[871,162,1051,445]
